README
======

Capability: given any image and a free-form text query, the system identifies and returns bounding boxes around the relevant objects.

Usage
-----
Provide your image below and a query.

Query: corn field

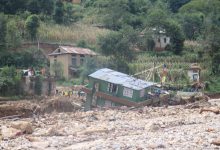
[38,23,111,45]
[129,53,211,85]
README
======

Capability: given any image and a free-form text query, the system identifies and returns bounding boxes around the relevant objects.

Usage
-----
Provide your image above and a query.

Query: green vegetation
[0,66,21,96]
[25,15,40,40]
[0,0,219,94]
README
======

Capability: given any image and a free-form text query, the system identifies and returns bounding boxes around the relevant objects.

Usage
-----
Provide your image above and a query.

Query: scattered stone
[206,128,216,132]
[145,123,161,132]
[211,139,220,146]
[1,126,22,139]
[25,136,41,142]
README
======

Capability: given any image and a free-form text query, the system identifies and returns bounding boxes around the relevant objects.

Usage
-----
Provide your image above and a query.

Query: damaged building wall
[21,76,56,96]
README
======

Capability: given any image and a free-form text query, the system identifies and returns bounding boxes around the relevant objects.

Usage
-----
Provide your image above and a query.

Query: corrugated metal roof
[49,46,97,56]
[89,68,156,90]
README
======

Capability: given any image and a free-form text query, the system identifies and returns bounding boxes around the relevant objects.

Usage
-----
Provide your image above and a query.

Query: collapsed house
[82,68,164,110]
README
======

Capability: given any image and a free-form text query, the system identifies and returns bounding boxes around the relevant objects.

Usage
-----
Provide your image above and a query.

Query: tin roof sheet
[89,68,156,90]
[49,46,97,56]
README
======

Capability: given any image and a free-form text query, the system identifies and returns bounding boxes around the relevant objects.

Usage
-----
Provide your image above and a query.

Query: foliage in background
[0,48,48,68]
[25,15,40,40]
[98,27,137,73]
[53,0,65,24]
[0,13,6,51]
[0,66,21,96]
[6,19,22,48]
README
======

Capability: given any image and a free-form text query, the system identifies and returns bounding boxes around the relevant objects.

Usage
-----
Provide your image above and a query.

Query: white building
[153,28,170,51]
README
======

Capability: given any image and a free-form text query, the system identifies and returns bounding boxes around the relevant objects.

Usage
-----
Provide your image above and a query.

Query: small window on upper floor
[58,49,60,53]
[158,38,160,43]
[164,38,167,43]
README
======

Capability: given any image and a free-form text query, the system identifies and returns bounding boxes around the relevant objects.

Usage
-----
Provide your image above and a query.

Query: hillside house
[153,28,170,51]
[48,46,97,79]
[82,68,158,109]
[187,64,201,82]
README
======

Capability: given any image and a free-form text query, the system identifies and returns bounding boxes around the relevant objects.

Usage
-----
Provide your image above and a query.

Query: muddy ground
[0,97,220,150]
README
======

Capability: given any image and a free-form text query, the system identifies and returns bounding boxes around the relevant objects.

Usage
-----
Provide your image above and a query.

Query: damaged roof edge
[89,68,156,90]
[48,46,97,56]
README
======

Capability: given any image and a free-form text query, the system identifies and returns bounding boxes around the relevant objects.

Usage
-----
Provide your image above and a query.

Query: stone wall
[21,76,56,96]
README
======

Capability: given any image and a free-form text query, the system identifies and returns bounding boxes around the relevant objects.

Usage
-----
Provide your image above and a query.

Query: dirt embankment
[0,96,83,118]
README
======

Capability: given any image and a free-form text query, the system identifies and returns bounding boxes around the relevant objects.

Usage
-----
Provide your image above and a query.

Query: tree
[0,0,27,14]
[39,0,55,15]
[181,12,204,40]
[0,13,6,51]
[6,20,22,48]
[64,2,74,24]
[164,19,185,54]
[98,27,137,73]
[25,15,40,40]
[0,66,21,96]
[53,0,65,24]
[27,0,40,14]
[167,0,191,13]
[97,0,151,30]
[204,13,220,74]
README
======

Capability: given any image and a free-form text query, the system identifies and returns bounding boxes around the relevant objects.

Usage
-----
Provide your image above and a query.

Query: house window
[193,74,199,81]
[72,55,77,66]
[80,55,85,65]
[107,83,118,93]
[54,56,57,62]
[58,49,61,53]
[123,87,133,98]
[140,89,145,97]
[164,38,166,43]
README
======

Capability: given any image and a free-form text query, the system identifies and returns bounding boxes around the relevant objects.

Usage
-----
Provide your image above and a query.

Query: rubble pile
[0,98,219,150]
[0,101,38,118]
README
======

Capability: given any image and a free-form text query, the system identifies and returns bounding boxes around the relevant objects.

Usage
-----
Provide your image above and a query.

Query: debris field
[0,98,220,150]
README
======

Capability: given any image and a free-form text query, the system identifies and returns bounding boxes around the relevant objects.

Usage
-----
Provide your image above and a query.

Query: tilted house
[83,68,157,108]
[48,46,97,79]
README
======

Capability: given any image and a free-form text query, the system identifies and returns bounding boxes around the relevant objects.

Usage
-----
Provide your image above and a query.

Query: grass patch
[206,76,220,93]
[38,23,111,46]
[56,78,83,87]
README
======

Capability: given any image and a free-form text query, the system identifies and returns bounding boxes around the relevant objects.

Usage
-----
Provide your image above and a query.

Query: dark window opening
[107,83,118,93]
[164,38,166,43]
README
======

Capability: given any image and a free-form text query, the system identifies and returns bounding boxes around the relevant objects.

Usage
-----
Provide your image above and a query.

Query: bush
[0,66,21,96]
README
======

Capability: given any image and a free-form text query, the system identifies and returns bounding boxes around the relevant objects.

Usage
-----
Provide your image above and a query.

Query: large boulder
[10,121,33,134]
[1,126,22,139]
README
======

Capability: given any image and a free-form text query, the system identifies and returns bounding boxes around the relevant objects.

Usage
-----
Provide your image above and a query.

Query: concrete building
[187,64,201,82]
[153,28,170,51]
[48,46,97,79]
